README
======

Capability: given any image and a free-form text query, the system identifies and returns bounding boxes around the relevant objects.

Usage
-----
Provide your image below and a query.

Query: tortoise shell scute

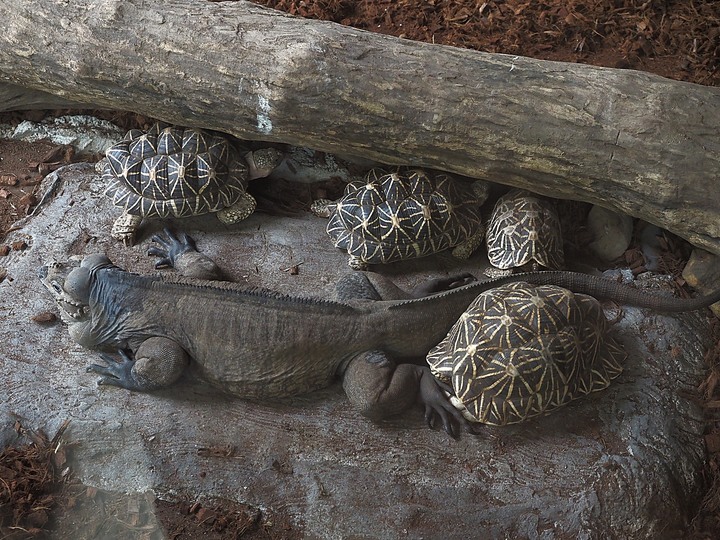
[102,123,250,219]
[128,133,158,160]
[326,168,484,264]
[156,126,183,156]
[487,189,564,270]
[426,281,625,425]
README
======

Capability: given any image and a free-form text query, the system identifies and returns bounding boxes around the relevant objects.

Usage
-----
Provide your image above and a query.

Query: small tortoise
[426,281,625,425]
[100,123,283,245]
[485,188,564,276]
[311,168,490,270]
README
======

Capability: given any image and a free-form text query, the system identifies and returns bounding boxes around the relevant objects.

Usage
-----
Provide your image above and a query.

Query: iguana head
[40,254,114,324]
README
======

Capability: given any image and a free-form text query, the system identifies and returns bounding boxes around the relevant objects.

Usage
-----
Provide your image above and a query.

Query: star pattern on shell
[103,124,249,219]
[324,169,488,266]
[486,188,564,271]
[427,281,625,425]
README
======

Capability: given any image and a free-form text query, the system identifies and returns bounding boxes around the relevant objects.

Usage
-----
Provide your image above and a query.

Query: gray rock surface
[0,115,126,155]
[0,164,715,539]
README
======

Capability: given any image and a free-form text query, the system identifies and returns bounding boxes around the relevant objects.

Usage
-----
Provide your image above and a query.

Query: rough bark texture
[1,0,719,255]
[0,81,88,111]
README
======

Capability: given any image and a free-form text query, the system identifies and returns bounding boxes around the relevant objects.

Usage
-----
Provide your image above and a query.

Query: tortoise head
[40,254,114,324]
[244,148,284,180]
[470,180,491,206]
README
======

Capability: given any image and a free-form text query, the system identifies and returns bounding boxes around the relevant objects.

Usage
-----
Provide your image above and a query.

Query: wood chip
[19,193,37,207]
[707,432,720,453]
[40,145,67,164]
[32,311,58,324]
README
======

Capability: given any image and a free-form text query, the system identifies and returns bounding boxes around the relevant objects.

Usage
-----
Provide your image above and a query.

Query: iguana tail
[491,271,720,312]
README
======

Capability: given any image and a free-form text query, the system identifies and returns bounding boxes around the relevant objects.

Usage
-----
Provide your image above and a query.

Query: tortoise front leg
[342,350,471,438]
[450,224,486,259]
[148,228,226,280]
[111,213,143,247]
[87,337,189,392]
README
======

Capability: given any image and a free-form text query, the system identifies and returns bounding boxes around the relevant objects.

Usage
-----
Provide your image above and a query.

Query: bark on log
[0,81,89,111]
[1,0,719,254]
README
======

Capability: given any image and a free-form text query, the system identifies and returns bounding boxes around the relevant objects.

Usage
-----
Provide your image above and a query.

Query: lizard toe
[87,350,137,388]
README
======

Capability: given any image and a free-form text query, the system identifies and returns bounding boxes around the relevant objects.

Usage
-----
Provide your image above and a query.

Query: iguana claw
[87,349,143,391]
[418,368,472,439]
[148,228,198,269]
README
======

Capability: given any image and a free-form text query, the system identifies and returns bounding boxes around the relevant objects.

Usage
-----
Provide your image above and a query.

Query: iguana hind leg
[409,273,477,298]
[87,337,189,391]
[343,350,471,439]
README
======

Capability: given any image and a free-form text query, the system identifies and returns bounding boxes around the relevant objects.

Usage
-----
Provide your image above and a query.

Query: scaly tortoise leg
[111,213,143,247]
[216,192,257,224]
[451,223,486,260]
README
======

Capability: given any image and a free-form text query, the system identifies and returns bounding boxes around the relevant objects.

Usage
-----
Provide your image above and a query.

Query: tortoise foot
[483,267,514,279]
[451,224,486,259]
[111,214,142,246]
[216,192,257,224]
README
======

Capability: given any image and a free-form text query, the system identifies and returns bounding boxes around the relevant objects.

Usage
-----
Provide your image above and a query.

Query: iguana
[42,229,720,436]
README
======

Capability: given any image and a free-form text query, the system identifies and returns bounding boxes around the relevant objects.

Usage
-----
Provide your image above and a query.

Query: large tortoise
[485,188,564,276]
[312,168,490,270]
[100,123,283,245]
[426,281,625,425]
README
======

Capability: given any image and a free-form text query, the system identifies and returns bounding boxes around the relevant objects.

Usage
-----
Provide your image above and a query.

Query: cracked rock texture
[0,164,714,539]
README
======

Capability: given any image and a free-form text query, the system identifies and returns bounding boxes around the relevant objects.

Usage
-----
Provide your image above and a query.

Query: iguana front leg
[343,351,471,438]
[87,337,189,391]
[147,228,226,280]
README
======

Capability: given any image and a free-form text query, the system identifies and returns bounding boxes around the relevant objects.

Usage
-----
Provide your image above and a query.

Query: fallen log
[0,82,88,111]
[1,0,719,254]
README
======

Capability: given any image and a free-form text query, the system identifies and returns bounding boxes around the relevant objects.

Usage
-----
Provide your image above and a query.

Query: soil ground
[1,0,719,538]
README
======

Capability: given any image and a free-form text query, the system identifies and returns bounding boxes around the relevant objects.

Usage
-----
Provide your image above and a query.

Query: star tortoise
[100,123,283,245]
[312,168,490,270]
[426,281,625,425]
[486,188,564,276]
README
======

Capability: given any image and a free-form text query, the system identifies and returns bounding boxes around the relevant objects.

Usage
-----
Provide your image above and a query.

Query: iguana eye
[51,281,63,293]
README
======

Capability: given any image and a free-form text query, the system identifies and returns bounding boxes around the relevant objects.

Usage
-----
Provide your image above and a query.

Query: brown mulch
[0,420,71,539]
[253,0,720,86]
[694,319,720,538]
[0,421,301,539]
[156,499,302,540]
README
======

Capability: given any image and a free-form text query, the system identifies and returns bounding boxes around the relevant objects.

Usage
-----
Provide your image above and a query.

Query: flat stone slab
[0,164,714,538]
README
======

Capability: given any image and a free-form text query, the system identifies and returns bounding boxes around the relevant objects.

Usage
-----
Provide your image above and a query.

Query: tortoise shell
[103,123,249,218]
[486,189,564,271]
[426,281,625,425]
[325,169,486,265]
